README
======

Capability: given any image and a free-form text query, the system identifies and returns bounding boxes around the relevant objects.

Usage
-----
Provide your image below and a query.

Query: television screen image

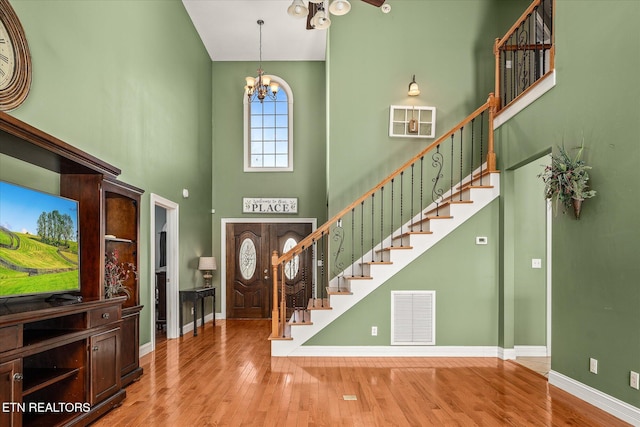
[0,181,80,298]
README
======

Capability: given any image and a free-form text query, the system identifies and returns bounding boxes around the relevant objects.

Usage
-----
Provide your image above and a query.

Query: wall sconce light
[198,256,217,288]
[408,75,420,96]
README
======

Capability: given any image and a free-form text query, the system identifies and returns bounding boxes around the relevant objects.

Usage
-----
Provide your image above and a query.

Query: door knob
[13,373,23,382]
[264,269,268,274]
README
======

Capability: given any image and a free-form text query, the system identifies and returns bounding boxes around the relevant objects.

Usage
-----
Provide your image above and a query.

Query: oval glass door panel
[239,238,257,280]
[283,237,299,280]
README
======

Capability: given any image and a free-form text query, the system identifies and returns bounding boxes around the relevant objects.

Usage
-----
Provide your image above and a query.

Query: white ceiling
[182,0,328,62]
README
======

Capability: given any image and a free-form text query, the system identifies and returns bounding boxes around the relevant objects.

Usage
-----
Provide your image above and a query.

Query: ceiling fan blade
[361,0,386,7]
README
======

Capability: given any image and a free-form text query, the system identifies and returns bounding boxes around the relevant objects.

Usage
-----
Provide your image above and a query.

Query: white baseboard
[499,347,516,360]
[180,312,215,334]
[287,346,501,357]
[549,370,640,426]
[514,345,548,357]
[139,341,153,358]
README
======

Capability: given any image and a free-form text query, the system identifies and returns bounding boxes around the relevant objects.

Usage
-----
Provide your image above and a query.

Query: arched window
[243,76,293,172]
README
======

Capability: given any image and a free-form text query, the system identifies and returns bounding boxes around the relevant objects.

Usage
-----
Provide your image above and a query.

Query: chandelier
[287,0,388,30]
[244,20,279,103]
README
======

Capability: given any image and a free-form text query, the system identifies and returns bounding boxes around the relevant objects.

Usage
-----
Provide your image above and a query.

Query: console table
[179,287,216,337]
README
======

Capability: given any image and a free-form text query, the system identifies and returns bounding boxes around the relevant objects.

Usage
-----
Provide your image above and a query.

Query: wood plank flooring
[94,320,630,426]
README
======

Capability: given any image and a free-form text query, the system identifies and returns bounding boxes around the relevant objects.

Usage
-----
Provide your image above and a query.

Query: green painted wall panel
[209,61,327,304]
[306,200,500,346]
[513,160,547,346]
[327,0,499,215]
[495,0,640,407]
[7,0,213,346]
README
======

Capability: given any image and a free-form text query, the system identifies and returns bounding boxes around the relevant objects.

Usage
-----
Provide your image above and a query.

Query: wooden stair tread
[455,169,499,189]
[376,246,413,253]
[424,215,453,220]
[326,287,353,295]
[362,261,393,265]
[308,298,332,310]
[344,275,373,280]
[402,231,433,236]
[268,333,293,341]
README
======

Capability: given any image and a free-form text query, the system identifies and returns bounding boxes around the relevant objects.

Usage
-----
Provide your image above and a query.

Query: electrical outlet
[191,307,194,315]
[631,371,639,390]
[532,258,542,269]
[371,326,378,336]
[589,358,598,374]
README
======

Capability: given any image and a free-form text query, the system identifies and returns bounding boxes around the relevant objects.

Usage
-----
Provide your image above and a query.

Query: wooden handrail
[274,93,496,267]
[495,0,543,51]
[494,0,555,113]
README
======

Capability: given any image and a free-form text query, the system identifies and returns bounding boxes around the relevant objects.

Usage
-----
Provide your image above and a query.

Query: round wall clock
[0,0,31,111]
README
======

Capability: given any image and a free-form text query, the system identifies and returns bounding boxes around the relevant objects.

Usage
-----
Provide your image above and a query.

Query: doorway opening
[150,194,180,351]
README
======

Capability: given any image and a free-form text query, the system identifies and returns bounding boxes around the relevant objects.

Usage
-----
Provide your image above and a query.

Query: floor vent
[391,291,435,345]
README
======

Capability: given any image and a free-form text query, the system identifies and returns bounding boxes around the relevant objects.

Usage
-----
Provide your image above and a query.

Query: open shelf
[23,367,81,396]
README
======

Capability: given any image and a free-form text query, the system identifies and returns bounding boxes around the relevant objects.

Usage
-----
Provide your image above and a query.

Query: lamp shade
[287,0,308,18]
[329,0,351,16]
[408,75,421,96]
[198,256,217,271]
[311,10,331,29]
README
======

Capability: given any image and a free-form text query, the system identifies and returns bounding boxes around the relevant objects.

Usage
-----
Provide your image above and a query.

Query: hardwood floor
[94,320,629,426]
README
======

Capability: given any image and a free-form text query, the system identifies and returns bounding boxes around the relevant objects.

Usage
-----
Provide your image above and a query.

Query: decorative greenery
[104,250,135,299]
[538,144,596,215]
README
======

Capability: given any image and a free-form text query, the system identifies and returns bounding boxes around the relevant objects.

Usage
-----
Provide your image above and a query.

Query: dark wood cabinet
[90,328,121,404]
[0,358,21,427]
[0,299,126,427]
[102,178,144,386]
[0,110,142,424]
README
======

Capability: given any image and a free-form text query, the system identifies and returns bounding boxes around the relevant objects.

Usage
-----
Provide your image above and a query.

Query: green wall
[307,199,500,346]
[326,0,499,214]
[6,0,213,346]
[513,160,547,346]
[496,0,640,407]
[210,61,327,310]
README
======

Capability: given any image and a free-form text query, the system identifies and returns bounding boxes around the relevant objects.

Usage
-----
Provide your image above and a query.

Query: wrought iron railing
[270,94,498,339]
[494,0,554,112]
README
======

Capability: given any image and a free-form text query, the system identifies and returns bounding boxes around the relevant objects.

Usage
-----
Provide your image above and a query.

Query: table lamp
[198,256,217,288]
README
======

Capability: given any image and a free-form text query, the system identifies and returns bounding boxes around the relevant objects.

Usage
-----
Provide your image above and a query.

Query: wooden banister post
[493,38,501,112]
[487,93,497,172]
[271,250,280,338]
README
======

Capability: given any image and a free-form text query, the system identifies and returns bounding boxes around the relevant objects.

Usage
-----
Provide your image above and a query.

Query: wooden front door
[226,222,312,319]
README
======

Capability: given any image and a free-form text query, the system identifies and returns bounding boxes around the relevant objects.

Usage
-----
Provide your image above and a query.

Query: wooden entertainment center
[0,111,143,426]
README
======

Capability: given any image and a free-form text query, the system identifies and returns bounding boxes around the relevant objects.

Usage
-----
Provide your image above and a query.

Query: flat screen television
[0,180,80,298]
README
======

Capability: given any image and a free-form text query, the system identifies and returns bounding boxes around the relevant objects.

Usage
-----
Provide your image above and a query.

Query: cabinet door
[0,359,22,427]
[90,328,121,405]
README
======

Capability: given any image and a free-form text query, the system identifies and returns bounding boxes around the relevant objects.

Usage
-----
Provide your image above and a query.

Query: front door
[226,222,312,319]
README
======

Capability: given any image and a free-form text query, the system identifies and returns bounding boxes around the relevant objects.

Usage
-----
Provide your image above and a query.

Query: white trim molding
[289,346,502,358]
[515,345,549,357]
[549,371,640,426]
[494,70,556,129]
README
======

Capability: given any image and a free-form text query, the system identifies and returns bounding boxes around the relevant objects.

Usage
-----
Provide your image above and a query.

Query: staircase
[271,170,500,356]
[269,94,499,356]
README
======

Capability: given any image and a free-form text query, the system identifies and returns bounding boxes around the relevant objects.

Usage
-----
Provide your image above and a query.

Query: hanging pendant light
[244,20,279,103]
[329,0,351,16]
[287,0,308,18]
[311,5,331,29]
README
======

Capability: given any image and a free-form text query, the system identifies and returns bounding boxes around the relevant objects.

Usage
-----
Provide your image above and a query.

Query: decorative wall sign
[243,197,298,214]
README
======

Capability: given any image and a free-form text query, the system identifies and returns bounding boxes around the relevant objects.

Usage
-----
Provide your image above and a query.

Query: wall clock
[0,0,31,111]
